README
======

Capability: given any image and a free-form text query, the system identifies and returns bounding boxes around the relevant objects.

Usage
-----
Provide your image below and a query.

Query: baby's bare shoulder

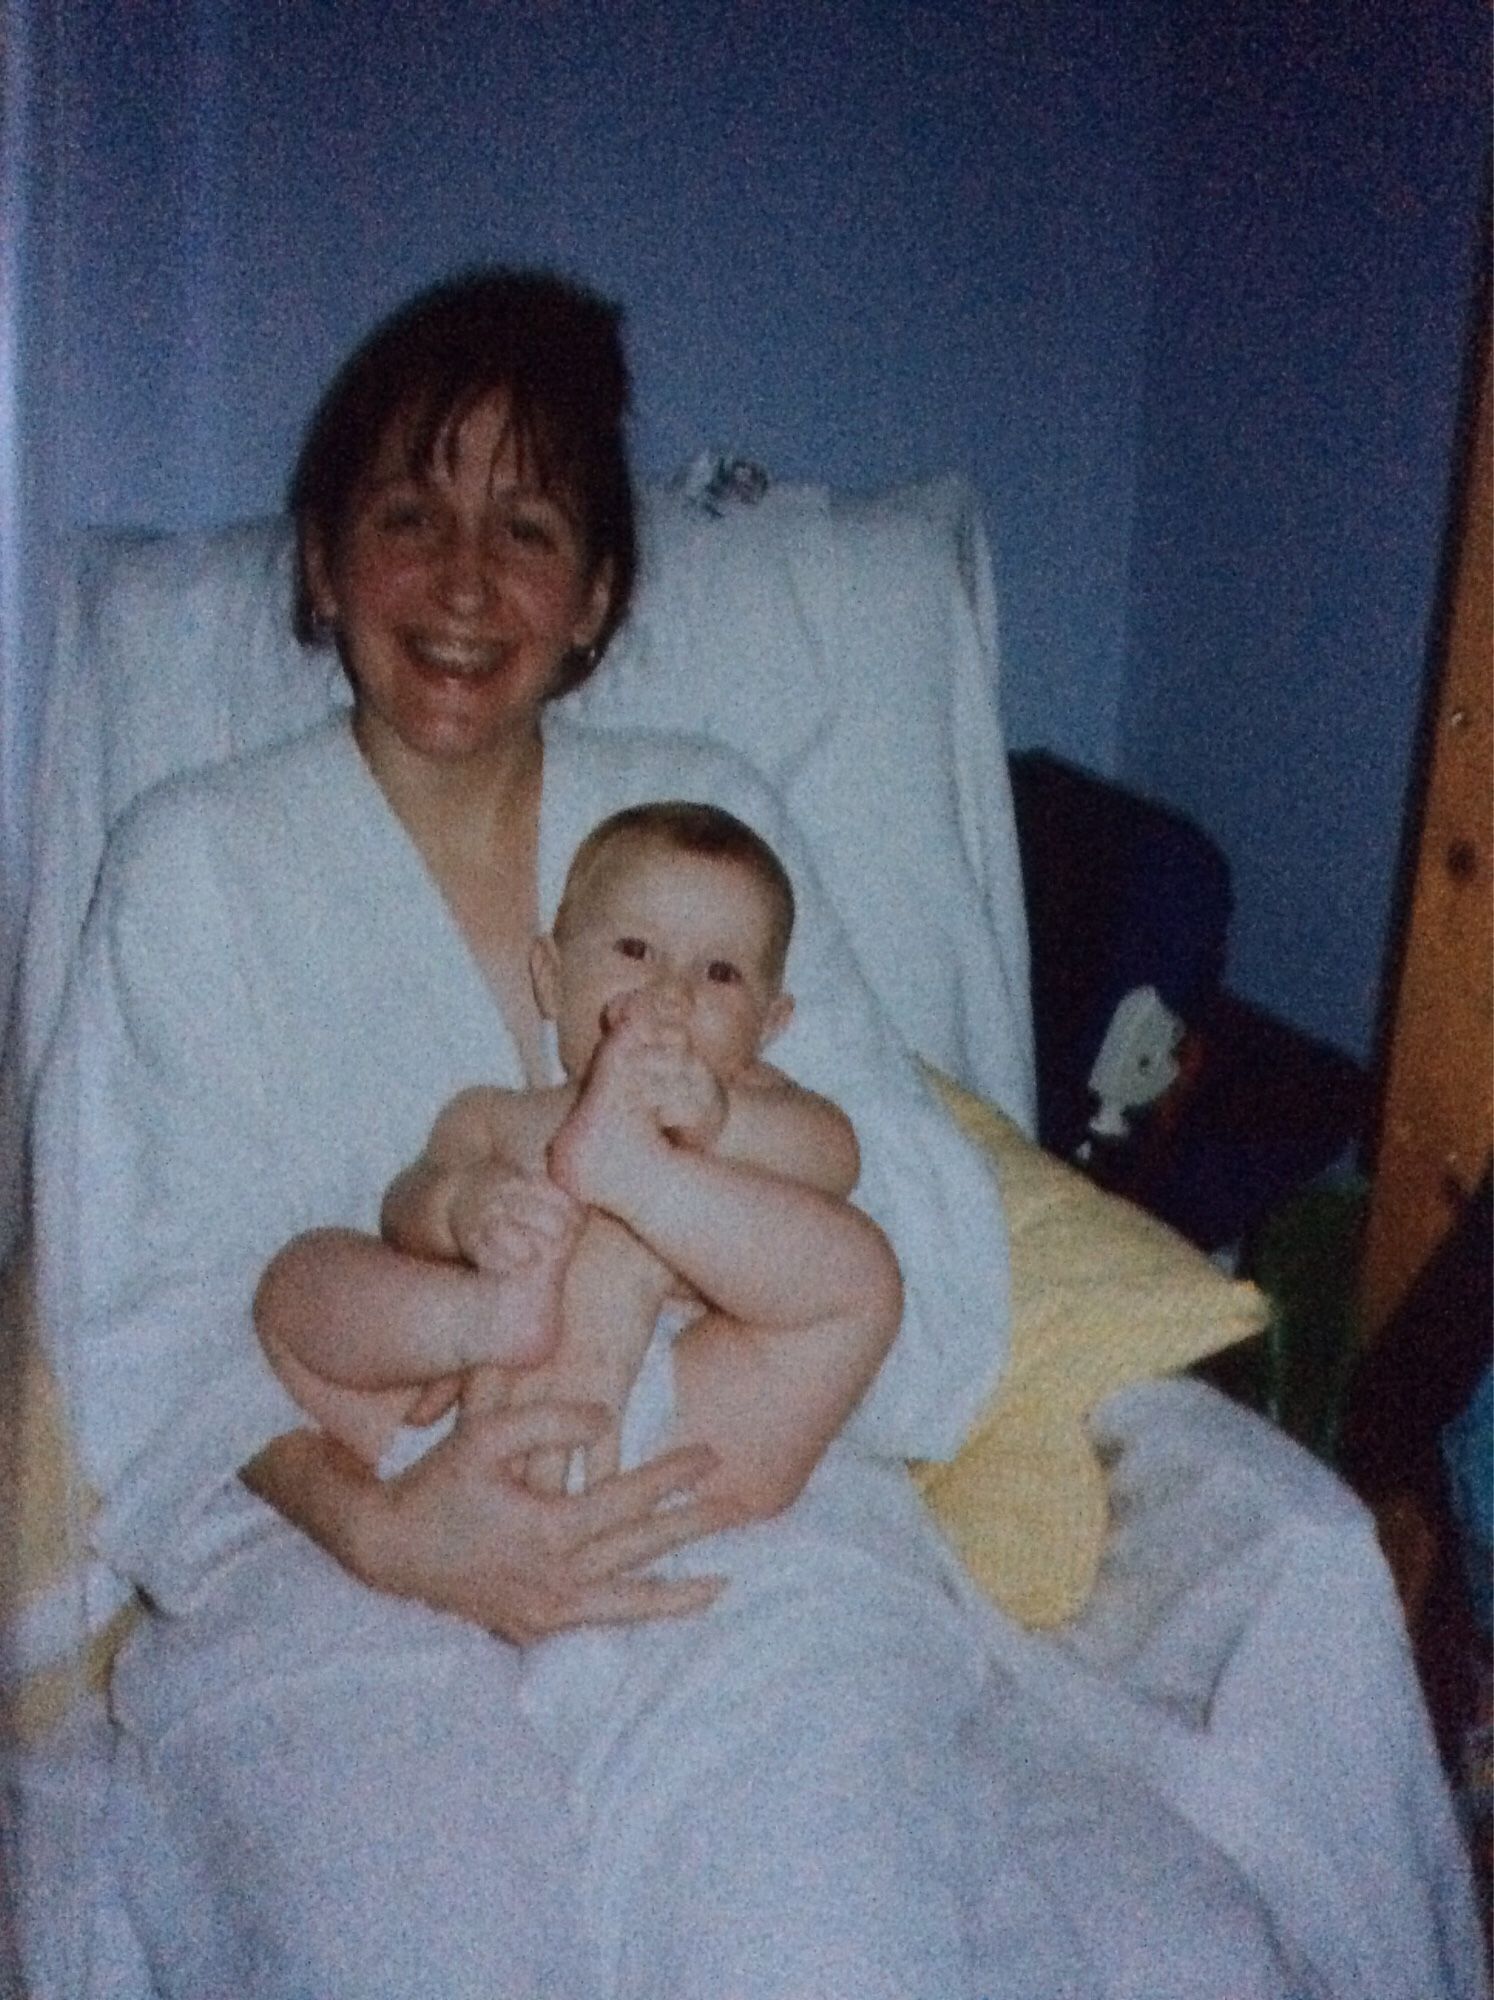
[739,1061,839,1111]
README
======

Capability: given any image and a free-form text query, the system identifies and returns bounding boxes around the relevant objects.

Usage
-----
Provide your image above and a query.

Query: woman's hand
[246,1403,725,1644]
[377,1401,725,1640]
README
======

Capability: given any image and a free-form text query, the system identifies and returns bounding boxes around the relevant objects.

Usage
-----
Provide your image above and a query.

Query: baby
[256,801,902,1524]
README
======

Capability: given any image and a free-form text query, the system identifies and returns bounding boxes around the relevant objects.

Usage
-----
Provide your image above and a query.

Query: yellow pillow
[913,1068,1267,1626]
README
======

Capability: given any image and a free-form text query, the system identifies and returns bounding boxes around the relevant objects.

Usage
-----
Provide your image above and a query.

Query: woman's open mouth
[408,635,508,680]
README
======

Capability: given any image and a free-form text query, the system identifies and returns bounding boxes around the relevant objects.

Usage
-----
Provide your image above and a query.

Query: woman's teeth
[413,638,503,678]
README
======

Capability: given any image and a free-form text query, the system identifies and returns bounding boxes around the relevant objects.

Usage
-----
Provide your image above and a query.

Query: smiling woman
[287,268,637,671]
[27,267,1043,2000]
[274,274,637,1079]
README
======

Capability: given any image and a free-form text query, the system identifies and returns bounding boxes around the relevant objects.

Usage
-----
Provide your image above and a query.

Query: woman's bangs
[398,378,586,526]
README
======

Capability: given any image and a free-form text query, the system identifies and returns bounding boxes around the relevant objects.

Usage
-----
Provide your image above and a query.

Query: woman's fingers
[404,1373,465,1426]
[460,1406,718,1533]
[565,1443,719,1541]
[569,1498,727,1583]
[520,1445,575,1495]
[457,1397,608,1462]
[583,1421,622,1490]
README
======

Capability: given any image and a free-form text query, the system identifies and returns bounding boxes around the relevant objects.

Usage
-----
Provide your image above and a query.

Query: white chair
[4,474,1485,1999]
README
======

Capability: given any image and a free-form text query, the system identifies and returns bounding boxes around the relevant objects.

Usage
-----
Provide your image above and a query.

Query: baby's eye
[705,960,742,985]
[614,937,649,961]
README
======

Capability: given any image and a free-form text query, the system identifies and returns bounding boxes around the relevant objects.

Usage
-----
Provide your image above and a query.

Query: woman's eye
[614,937,649,961]
[502,509,561,551]
[375,498,435,535]
[706,960,742,986]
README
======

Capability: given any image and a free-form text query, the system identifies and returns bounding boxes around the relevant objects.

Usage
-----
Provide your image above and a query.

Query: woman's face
[307,394,613,770]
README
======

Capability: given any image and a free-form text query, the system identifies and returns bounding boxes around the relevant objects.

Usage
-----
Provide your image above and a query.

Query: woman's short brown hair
[288,267,637,693]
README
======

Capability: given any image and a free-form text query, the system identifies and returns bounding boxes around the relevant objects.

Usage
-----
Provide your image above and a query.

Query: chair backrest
[2,471,1035,1256]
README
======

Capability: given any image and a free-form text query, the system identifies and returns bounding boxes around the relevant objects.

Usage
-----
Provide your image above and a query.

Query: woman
[36,270,1296,2000]
[34,269,1009,1996]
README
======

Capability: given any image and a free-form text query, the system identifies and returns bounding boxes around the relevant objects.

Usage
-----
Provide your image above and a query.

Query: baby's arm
[713,1064,860,1196]
[255,1088,580,1465]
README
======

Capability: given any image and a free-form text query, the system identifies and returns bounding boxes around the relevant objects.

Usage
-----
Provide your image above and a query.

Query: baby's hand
[447,1164,579,1274]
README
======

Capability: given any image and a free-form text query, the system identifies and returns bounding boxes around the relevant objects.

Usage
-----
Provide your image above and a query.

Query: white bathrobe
[34,712,1303,2000]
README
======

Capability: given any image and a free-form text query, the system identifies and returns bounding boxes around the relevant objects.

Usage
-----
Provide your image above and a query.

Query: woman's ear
[574,558,615,651]
[529,936,562,1021]
[303,526,340,629]
[761,994,795,1047]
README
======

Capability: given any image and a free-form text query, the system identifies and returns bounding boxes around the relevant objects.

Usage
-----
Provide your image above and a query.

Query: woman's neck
[353,711,545,868]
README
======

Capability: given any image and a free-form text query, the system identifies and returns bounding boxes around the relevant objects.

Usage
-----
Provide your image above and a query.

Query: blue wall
[14,0,1488,1060]
[1123,0,1488,1057]
[49,0,1154,777]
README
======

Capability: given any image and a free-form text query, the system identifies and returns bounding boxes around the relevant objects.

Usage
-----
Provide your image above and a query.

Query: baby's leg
[509,1214,676,1495]
[257,1204,582,1470]
[258,1320,431,1469]
[516,1035,680,1494]
[550,1009,900,1520]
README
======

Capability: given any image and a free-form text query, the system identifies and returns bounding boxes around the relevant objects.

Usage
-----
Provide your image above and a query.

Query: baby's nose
[647,970,692,1010]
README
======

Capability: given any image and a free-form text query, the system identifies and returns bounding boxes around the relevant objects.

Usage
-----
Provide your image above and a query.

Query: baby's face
[532,841,793,1081]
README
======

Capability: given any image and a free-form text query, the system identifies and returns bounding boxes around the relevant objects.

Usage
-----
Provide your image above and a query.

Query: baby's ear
[529,937,562,1021]
[761,994,794,1046]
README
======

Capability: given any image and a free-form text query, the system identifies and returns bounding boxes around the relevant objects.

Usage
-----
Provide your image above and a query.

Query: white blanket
[24,1383,1481,2000]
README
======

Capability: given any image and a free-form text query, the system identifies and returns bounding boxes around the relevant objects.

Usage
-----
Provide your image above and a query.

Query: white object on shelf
[1086,984,1184,1140]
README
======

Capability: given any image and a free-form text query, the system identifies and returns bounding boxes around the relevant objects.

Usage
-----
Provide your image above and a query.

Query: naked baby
[255,801,903,1529]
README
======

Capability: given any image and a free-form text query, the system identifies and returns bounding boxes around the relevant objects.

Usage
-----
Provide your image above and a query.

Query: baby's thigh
[109,1520,585,2000]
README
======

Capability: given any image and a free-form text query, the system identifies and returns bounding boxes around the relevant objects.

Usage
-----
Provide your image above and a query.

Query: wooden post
[1359,332,1492,1341]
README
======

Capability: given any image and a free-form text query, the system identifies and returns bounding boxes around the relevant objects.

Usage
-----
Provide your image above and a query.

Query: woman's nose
[433,526,491,614]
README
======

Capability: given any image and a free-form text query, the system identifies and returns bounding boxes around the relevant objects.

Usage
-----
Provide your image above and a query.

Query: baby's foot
[548,1006,674,1211]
